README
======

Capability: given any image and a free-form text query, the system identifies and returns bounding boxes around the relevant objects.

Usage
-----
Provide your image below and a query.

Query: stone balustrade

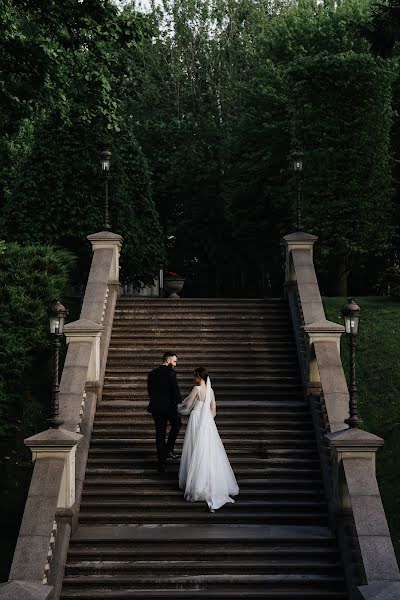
[0,230,123,600]
[283,232,400,599]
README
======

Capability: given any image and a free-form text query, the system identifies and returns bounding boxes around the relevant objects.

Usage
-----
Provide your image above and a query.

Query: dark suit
[147,365,182,465]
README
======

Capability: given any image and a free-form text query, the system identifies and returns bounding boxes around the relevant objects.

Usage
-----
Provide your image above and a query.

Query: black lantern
[292,149,304,230]
[100,149,111,172]
[342,297,361,335]
[100,149,111,230]
[49,300,67,335]
[341,297,362,428]
[48,300,68,428]
[292,149,304,174]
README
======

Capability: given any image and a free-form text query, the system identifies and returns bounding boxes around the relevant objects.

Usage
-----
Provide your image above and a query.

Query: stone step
[90,432,314,442]
[107,342,297,350]
[62,572,342,586]
[88,440,317,452]
[111,328,293,336]
[89,432,316,444]
[66,547,339,562]
[105,368,299,377]
[82,477,323,488]
[95,399,308,412]
[109,338,296,346]
[112,320,292,328]
[61,589,346,599]
[103,382,300,393]
[81,489,325,501]
[86,448,318,461]
[84,467,322,481]
[65,558,342,576]
[106,354,298,363]
[101,392,302,401]
[78,511,328,525]
[112,314,291,321]
[80,498,326,510]
[92,421,312,430]
[104,373,299,381]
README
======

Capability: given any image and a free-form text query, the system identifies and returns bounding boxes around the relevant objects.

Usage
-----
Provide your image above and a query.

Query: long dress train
[178,378,239,511]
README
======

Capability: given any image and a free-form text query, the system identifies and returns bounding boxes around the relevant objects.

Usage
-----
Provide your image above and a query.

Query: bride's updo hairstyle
[194,367,209,383]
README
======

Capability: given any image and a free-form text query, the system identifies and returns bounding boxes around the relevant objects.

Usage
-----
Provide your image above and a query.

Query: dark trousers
[153,412,181,464]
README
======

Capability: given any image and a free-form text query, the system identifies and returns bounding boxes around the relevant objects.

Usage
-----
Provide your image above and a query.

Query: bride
[178,367,239,511]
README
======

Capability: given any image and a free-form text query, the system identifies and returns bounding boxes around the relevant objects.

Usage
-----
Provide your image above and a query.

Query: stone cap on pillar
[282,231,318,253]
[25,427,82,450]
[326,427,384,452]
[304,319,345,339]
[87,231,123,252]
[64,318,103,340]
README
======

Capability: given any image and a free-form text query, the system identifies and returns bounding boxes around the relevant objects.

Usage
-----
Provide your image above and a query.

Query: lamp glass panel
[49,314,58,334]
[350,316,359,335]
[58,315,65,334]
[344,316,351,334]
[294,160,303,172]
[101,159,110,171]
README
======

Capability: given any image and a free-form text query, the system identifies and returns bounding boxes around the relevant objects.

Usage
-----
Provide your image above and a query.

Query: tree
[289,52,395,294]
[0,0,166,286]
[0,243,74,438]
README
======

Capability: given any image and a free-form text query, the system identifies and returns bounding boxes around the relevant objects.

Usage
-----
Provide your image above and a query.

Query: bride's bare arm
[178,386,198,415]
[210,389,216,417]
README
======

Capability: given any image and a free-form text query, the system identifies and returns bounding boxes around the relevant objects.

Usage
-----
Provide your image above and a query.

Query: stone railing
[283,232,400,600]
[0,231,123,600]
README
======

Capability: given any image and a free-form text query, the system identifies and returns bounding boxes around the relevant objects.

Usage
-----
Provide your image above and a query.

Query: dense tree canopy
[0,0,399,294]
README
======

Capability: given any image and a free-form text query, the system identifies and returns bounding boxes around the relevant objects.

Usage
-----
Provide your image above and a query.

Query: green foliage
[1,0,399,295]
[289,52,395,267]
[0,243,74,438]
[324,296,400,560]
[0,0,165,286]
[123,0,397,295]
[376,264,400,295]
[3,113,165,285]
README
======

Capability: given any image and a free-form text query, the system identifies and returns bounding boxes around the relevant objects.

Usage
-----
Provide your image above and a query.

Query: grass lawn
[323,297,400,563]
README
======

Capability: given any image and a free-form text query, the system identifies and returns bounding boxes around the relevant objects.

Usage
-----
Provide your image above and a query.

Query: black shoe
[167,452,179,460]
[157,462,167,473]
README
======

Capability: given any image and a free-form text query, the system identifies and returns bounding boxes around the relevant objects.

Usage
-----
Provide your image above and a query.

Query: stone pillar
[304,319,349,431]
[326,428,400,590]
[282,231,318,284]
[64,319,103,383]
[87,231,123,282]
[25,428,82,509]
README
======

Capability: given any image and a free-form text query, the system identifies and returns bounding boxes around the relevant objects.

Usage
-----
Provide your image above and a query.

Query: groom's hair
[194,366,208,382]
[163,351,177,362]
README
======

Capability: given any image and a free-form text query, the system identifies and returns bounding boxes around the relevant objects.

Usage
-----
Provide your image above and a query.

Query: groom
[147,351,182,472]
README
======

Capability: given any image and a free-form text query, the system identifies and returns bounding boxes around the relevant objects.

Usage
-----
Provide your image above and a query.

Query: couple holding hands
[147,351,239,512]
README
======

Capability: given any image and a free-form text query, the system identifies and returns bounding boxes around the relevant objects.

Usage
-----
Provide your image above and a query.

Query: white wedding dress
[178,378,239,510]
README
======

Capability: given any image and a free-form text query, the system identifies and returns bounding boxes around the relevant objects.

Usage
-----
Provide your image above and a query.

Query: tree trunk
[331,256,350,296]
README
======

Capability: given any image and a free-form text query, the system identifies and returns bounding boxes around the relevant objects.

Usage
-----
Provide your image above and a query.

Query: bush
[0,243,74,438]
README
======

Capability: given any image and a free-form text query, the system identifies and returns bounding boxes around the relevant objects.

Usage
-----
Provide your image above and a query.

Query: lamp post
[100,149,112,231]
[48,300,68,428]
[292,149,304,231]
[341,297,362,429]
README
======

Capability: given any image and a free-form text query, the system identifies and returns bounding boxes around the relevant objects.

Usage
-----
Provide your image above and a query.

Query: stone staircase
[60,298,348,599]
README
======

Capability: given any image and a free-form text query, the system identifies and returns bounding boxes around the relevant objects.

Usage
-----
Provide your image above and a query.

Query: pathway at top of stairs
[60,297,348,599]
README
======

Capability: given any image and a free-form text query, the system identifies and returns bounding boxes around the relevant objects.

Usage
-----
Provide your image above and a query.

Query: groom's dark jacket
[147,365,182,416]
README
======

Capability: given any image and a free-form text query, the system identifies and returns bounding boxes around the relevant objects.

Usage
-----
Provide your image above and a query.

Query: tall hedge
[2,113,166,286]
[289,52,395,293]
[0,243,74,438]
